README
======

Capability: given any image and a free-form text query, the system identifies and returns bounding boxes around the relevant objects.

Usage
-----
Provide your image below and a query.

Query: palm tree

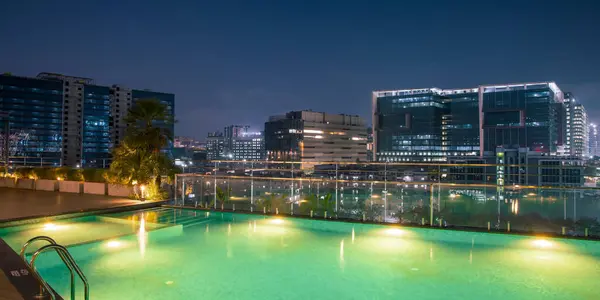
[107,99,176,197]
[124,98,174,153]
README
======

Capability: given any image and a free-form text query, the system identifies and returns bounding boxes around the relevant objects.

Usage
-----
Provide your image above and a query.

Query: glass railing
[173,160,600,239]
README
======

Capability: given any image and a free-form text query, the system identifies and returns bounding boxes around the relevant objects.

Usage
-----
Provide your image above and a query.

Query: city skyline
[1,1,600,139]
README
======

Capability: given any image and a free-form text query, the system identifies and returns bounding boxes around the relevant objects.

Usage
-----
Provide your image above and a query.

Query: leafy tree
[215,186,232,206]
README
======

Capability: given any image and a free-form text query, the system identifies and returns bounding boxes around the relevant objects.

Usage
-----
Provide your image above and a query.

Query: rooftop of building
[373,81,561,98]
[1,71,174,95]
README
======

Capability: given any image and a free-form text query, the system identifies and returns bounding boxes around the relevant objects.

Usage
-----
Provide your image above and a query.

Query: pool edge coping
[161,204,600,242]
[0,201,167,228]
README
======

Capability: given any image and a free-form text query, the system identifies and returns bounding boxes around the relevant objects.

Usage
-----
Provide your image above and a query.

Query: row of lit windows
[0,85,62,95]
[392,101,445,109]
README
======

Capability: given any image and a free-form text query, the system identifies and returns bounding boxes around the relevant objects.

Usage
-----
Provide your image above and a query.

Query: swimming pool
[2,207,599,299]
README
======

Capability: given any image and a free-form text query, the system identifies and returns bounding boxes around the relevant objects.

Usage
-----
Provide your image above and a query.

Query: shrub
[15,168,35,179]
[81,168,106,183]
[32,167,56,180]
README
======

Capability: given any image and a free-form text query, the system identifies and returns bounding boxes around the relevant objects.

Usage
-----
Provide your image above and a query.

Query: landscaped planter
[16,178,35,189]
[107,184,133,197]
[0,177,16,188]
[58,180,82,193]
[35,179,58,191]
[83,182,106,195]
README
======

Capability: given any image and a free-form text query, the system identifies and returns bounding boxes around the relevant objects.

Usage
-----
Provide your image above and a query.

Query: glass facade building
[82,85,111,167]
[563,93,588,157]
[590,123,599,157]
[481,83,563,154]
[373,82,568,161]
[0,75,63,166]
[443,90,480,157]
[0,73,174,167]
[374,89,447,162]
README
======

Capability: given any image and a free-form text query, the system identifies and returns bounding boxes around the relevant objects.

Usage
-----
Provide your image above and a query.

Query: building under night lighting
[564,92,588,157]
[373,82,569,162]
[589,123,599,157]
[265,110,367,165]
[231,132,265,161]
[0,72,174,167]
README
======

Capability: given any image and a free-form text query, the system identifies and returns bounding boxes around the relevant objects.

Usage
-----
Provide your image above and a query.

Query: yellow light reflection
[532,239,553,249]
[383,228,405,237]
[269,218,284,225]
[138,213,147,258]
[165,281,174,285]
[43,223,58,231]
[106,240,122,248]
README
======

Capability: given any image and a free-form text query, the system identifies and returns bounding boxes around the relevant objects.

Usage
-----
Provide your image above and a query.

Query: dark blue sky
[2,0,599,139]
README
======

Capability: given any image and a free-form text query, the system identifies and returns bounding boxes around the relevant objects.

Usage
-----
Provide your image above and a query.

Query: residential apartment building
[0,72,174,167]
[265,110,367,165]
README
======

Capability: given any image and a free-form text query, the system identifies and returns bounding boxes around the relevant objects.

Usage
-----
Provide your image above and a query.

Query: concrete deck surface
[0,187,142,222]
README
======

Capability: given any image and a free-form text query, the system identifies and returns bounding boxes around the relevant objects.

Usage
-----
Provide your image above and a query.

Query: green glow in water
[2,209,599,299]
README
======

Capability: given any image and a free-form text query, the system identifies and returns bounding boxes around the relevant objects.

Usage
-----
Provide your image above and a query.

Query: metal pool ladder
[20,236,90,300]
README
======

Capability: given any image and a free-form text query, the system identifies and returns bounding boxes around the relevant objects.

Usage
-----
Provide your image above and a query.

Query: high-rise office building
[372,88,479,162]
[224,125,249,151]
[564,93,588,157]
[480,82,564,155]
[589,123,599,158]
[0,72,174,167]
[373,82,568,162]
[231,132,265,161]
[206,132,225,160]
[265,110,367,164]
[372,88,447,162]
[443,89,480,157]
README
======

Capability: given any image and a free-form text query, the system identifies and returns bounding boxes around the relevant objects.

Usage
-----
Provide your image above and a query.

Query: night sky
[1,0,599,139]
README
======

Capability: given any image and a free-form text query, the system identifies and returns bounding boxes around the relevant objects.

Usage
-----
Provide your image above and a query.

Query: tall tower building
[589,123,599,158]
[564,93,588,157]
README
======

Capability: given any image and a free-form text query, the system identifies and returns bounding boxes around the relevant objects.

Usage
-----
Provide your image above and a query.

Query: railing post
[290,161,294,203]
[182,178,186,207]
[384,161,387,221]
[335,163,338,213]
[429,183,434,226]
[213,161,217,209]
[250,162,254,212]
[174,174,178,204]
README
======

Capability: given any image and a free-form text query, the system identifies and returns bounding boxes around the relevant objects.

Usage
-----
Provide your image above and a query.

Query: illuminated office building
[265,110,367,164]
[564,93,588,157]
[373,82,567,161]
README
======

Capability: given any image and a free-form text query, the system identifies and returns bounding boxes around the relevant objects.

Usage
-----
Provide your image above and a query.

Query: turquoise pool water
[1,207,599,299]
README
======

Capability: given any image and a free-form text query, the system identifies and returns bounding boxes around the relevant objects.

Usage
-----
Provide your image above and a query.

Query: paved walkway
[0,188,143,222]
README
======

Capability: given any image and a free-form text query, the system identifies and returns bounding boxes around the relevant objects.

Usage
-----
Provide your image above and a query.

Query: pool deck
[0,188,165,299]
[0,187,151,223]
